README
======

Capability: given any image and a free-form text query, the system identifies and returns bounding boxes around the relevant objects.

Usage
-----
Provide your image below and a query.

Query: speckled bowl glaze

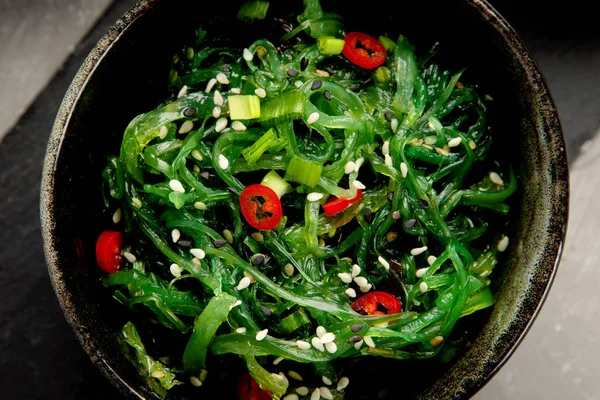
[40,0,568,398]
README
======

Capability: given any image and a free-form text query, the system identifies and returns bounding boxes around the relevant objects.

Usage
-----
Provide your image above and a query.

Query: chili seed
[392,211,401,220]
[323,90,331,100]
[385,231,398,242]
[311,79,323,90]
[177,239,193,248]
[183,106,197,118]
[430,336,444,347]
[326,67,335,75]
[260,306,273,317]
[351,324,362,333]
[213,239,227,248]
[364,208,374,223]
[284,263,295,276]
[251,232,264,242]
[287,69,299,77]
[348,335,362,344]
[419,198,429,209]
[384,110,392,122]
[405,218,417,229]
[300,57,309,71]
[251,253,266,266]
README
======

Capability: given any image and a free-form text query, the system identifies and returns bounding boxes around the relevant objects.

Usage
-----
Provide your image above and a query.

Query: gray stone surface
[0,0,112,140]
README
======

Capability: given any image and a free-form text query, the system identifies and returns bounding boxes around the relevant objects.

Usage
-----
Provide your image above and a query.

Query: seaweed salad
[97,0,516,398]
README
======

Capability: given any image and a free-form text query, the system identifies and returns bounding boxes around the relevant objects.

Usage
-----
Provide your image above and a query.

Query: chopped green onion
[379,35,396,52]
[317,36,345,55]
[259,91,306,125]
[241,128,286,164]
[229,95,261,120]
[284,155,322,187]
[237,0,270,20]
[374,66,392,84]
[261,170,291,198]
[277,308,311,334]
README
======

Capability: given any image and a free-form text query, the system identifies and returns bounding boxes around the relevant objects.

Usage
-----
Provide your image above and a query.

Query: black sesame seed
[387,192,394,201]
[177,239,193,248]
[404,218,417,229]
[287,69,299,77]
[364,208,374,224]
[183,107,197,118]
[348,335,363,344]
[323,90,332,100]
[251,254,266,266]
[311,79,323,90]
[384,110,392,122]
[325,67,335,75]
[213,239,227,248]
[419,199,429,209]
[300,57,309,71]
[351,324,362,333]
[260,306,273,317]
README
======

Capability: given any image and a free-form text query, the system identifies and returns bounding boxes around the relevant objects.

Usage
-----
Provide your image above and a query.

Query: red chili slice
[352,291,402,315]
[239,184,283,231]
[322,189,363,217]
[95,230,123,273]
[236,372,272,400]
[343,32,387,69]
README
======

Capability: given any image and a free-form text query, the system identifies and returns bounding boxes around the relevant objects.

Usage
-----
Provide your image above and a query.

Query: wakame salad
[97,0,517,398]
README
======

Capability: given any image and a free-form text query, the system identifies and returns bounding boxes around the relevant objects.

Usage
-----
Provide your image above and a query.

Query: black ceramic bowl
[40,0,568,399]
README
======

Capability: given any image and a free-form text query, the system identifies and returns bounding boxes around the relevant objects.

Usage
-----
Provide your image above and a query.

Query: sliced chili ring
[236,372,272,400]
[352,291,402,315]
[239,184,283,231]
[343,32,387,69]
[95,230,123,273]
[322,189,363,217]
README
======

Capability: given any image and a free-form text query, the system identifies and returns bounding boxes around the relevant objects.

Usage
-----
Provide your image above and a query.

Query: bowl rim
[40,0,569,398]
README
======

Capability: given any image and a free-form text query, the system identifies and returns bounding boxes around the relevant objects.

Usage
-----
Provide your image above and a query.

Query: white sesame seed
[469,140,476,150]
[427,255,437,265]
[359,283,372,293]
[123,251,136,263]
[337,377,350,391]
[231,88,242,94]
[448,137,462,147]
[315,69,330,77]
[192,258,202,266]
[490,171,504,185]
[235,326,247,334]
[338,272,353,284]
[321,332,335,344]
[189,249,205,260]
[311,337,325,352]
[320,387,334,399]
[283,395,299,400]
[112,208,122,224]
[231,299,242,308]
[273,356,284,365]
[345,288,357,298]
[353,339,363,350]
[420,282,429,293]
[243,48,253,61]
[215,117,228,132]
[363,336,376,348]
[254,88,266,98]
[216,72,229,85]
[296,387,309,396]
[416,267,429,278]
[354,276,368,287]
[296,340,311,350]
[218,154,229,170]
[209,107,220,120]
[382,141,390,156]
[484,94,494,102]
[344,161,356,174]
[284,263,295,276]
[384,154,393,168]
[231,121,247,131]
[316,326,326,338]
[256,329,268,341]
[354,157,364,173]
[287,370,303,381]
[159,125,168,139]
[378,256,390,270]
[311,388,321,400]
[374,321,389,328]
[277,372,289,387]
[193,164,201,173]
[307,192,324,202]
[179,120,194,134]
[325,341,337,353]
[213,90,224,107]
[351,264,361,277]
[400,162,408,178]
[199,369,208,381]
[352,180,366,190]
[194,201,207,210]
[190,376,203,387]
[171,229,181,243]
[294,80,303,88]
[205,78,217,93]
[169,179,185,193]
[236,276,251,290]
[411,246,428,256]
[151,370,165,379]
[391,118,399,132]
[307,112,320,124]
[132,197,142,208]
[177,85,188,99]
[498,235,509,252]
[169,263,182,277]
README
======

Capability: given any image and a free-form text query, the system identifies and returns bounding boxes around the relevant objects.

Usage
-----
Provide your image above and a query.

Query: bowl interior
[41,0,568,399]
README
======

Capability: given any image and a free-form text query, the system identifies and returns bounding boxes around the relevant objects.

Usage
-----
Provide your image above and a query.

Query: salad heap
[97,0,516,398]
